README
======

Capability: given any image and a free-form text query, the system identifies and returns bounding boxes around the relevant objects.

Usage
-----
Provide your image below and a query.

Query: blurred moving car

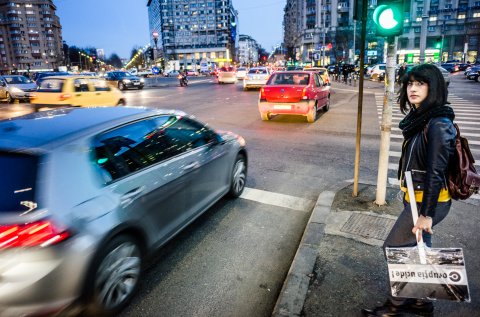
[104,71,144,90]
[436,66,451,86]
[440,63,459,73]
[30,76,126,110]
[164,70,180,77]
[0,75,37,103]
[0,107,247,317]
[465,66,480,81]
[217,66,237,84]
[186,70,198,76]
[243,67,271,90]
[258,71,330,123]
[366,64,386,80]
[32,71,70,84]
[236,67,248,79]
[303,67,331,85]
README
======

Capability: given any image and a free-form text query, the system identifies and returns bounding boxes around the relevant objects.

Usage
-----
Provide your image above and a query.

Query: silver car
[0,75,37,103]
[243,67,271,90]
[436,66,451,86]
[0,107,247,316]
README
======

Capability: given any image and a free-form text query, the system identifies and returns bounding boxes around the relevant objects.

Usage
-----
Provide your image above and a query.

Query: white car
[165,70,180,77]
[367,64,386,80]
[243,67,271,90]
[236,67,247,79]
[217,66,237,84]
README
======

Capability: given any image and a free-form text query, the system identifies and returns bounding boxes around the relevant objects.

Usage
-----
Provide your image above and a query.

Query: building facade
[237,34,259,65]
[0,0,63,73]
[284,0,480,65]
[147,0,238,70]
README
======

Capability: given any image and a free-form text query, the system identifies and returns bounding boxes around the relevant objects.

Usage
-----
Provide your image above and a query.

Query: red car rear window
[269,73,310,85]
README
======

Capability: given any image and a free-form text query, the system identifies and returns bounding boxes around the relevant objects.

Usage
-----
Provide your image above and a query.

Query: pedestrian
[362,63,456,317]
[397,63,407,84]
[342,65,349,83]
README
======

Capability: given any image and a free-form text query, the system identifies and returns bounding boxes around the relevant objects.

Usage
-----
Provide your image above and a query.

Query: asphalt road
[0,73,477,316]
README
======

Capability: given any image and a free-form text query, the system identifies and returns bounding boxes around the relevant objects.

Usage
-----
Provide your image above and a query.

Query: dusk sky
[55,0,286,59]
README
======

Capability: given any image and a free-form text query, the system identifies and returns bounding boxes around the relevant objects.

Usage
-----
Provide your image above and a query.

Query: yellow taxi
[30,76,126,110]
[303,67,331,85]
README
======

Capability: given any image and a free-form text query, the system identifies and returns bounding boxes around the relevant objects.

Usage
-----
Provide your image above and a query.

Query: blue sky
[56,0,285,59]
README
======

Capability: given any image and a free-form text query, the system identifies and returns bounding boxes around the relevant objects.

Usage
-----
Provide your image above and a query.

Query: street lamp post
[152,31,159,64]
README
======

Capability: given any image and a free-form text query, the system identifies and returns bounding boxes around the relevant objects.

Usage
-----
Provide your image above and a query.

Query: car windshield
[269,73,310,85]
[249,68,267,74]
[220,67,234,72]
[113,72,134,77]
[0,152,39,212]
[37,78,64,92]
[3,76,32,84]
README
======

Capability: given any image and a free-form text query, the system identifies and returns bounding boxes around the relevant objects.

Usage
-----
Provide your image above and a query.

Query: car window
[220,67,234,72]
[0,152,39,212]
[73,78,91,92]
[314,74,321,87]
[37,78,64,92]
[90,78,111,92]
[249,68,267,74]
[94,119,158,181]
[3,76,31,84]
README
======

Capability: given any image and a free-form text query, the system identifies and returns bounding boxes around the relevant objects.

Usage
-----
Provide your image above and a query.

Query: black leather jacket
[398,116,456,217]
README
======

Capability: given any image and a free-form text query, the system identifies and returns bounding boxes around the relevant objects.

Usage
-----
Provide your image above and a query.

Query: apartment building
[0,0,63,73]
[284,0,480,65]
[147,0,238,70]
[238,34,259,65]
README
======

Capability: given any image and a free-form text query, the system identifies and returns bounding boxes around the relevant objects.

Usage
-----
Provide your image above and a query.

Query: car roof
[0,107,186,151]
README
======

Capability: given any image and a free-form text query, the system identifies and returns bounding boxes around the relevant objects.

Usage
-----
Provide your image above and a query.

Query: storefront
[397,49,441,64]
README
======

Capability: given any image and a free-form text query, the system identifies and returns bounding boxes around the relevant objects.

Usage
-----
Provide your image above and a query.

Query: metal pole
[352,21,356,64]
[352,0,368,197]
[375,36,397,205]
[79,52,82,70]
[419,0,431,63]
[322,0,326,66]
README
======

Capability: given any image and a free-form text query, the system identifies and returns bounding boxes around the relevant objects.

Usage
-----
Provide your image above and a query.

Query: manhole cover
[341,213,395,241]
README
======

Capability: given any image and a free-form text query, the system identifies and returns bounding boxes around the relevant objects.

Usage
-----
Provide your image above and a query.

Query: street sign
[152,66,160,75]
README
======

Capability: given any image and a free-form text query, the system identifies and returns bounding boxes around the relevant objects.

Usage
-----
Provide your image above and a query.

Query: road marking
[240,187,313,212]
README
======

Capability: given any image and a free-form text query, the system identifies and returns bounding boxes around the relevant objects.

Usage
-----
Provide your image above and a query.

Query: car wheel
[227,154,247,198]
[83,235,142,317]
[260,112,270,121]
[476,76,480,83]
[118,82,125,91]
[324,96,330,112]
[5,92,12,103]
[306,103,317,123]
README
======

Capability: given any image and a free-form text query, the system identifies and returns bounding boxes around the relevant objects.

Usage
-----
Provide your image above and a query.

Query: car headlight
[140,78,145,83]
[123,79,131,83]
[10,87,23,93]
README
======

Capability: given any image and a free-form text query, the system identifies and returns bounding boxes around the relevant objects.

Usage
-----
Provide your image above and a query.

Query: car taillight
[0,220,70,249]
[260,87,266,100]
[302,87,307,99]
[59,94,71,101]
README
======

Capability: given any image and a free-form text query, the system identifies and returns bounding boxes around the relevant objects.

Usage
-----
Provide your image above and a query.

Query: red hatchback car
[258,71,330,122]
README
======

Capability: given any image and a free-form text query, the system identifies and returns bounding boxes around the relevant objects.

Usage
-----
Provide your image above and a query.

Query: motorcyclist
[178,68,188,86]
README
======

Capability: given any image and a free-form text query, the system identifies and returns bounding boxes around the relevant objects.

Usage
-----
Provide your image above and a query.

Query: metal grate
[340,213,395,241]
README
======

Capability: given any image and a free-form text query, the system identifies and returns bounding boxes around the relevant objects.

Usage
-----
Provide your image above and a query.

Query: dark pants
[383,198,452,304]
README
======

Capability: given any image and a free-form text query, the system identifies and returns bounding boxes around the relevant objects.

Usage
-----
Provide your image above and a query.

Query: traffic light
[373,0,404,37]
[435,37,442,49]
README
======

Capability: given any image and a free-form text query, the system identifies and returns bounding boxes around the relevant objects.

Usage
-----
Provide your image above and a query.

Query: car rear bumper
[0,236,95,316]
[125,83,144,89]
[218,77,237,83]
[258,100,312,116]
[244,80,268,88]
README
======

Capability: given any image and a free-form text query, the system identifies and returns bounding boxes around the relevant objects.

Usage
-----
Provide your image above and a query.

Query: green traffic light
[373,0,404,37]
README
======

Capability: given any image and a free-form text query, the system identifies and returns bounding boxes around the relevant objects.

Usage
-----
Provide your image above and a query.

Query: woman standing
[362,64,456,316]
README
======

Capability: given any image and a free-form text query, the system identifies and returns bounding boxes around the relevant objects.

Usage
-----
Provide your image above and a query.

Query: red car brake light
[302,87,307,99]
[0,220,70,249]
[260,87,266,101]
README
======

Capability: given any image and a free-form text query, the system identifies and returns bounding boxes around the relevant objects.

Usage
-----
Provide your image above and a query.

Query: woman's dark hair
[397,63,448,114]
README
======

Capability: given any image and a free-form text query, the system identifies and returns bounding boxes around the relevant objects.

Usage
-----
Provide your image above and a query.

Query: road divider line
[240,187,313,212]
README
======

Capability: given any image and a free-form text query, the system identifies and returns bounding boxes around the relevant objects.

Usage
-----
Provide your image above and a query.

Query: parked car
[303,67,331,85]
[440,63,459,73]
[366,64,386,80]
[0,75,37,103]
[217,66,237,84]
[0,107,247,317]
[186,70,198,76]
[30,76,126,110]
[465,66,480,80]
[258,71,330,123]
[236,67,248,79]
[243,67,271,90]
[104,71,144,90]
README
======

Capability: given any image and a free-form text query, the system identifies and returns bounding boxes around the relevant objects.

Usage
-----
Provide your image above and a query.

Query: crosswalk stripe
[240,187,313,212]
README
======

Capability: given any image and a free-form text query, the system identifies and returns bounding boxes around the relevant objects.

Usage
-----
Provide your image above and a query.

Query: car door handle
[183,162,198,171]
[96,92,101,95]
[120,186,145,207]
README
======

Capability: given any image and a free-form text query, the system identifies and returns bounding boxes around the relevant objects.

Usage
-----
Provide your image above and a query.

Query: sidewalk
[273,181,480,317]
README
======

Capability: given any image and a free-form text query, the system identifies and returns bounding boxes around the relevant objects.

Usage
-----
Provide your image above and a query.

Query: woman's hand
[412,215,433,235]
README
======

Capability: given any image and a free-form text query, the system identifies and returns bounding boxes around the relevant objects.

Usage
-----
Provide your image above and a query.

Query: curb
[271,180,350,317]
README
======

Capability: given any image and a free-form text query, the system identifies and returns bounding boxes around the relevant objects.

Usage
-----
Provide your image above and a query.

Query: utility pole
[321,0,326,66]
[419,0,431,63]
[375,37,397,205]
